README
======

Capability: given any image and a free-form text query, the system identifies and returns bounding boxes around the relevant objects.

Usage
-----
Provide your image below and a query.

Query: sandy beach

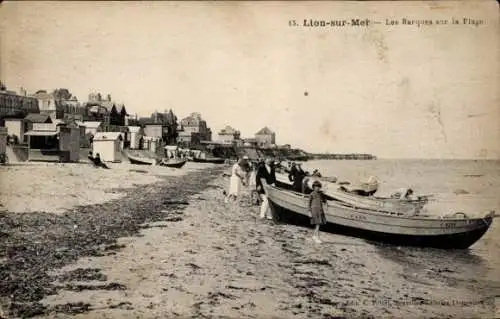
[0,161,211,215]
[0,162,498,319]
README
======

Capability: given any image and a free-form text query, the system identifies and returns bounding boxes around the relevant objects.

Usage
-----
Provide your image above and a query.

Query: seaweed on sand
[0,166,225,317]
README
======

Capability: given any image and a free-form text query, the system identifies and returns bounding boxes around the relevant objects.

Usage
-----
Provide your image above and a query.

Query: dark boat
[192,157,226,164]
[160,158,187,168]
[262,181,495,249]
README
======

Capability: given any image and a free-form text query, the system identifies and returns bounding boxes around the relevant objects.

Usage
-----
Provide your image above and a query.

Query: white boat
[127,153,158,165]
[275,173,427,215]
[262,181,495,249]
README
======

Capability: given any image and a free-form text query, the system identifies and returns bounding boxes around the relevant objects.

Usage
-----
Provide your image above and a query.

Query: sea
[299,159,500,313]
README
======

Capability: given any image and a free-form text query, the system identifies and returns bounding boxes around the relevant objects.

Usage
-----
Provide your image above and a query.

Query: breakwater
[308,153,377,160]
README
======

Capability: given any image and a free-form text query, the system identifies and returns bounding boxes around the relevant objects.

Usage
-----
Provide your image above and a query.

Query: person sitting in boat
[309,180,327,244]
[391,188,416,200]
[312,169,322,177]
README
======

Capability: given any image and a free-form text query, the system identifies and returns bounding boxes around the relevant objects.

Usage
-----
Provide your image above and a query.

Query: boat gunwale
[275,172,427,205]
[264,182,495,223]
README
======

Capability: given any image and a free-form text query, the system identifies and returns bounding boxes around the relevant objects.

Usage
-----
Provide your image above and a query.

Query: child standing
[309,180,327,243]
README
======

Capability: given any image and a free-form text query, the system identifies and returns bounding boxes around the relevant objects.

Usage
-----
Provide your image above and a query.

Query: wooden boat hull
[127,153,157,165]
[192,157,226,164]
[262,183,494,249]
[160,159,187,168]
[275,173,425,214]
[327,186,427,215]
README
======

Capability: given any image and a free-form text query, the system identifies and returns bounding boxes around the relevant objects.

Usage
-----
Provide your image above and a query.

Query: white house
[92,132,123,162]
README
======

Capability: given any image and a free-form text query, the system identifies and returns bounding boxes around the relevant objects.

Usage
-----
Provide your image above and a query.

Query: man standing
[256,157,276,220]
[289,162,306,192]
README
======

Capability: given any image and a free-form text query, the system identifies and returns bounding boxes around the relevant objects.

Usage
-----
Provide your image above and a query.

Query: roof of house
[100,101,126,114]
[181,112,204,124]
[83,121,102,129]
[255,126,274,135]
[93,132,123,141]
[3,118,23,122]
[52,119,64,126]
[25,130,58,137]
[138,117,163,125]
[31,91,53,101]
[219,125,240,135]
[24,113,52,123]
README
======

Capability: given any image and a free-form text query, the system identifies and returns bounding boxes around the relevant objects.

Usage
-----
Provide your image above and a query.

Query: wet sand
[0,165,497,318]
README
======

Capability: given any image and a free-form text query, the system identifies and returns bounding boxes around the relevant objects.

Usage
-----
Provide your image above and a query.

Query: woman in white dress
[227,156,249,202]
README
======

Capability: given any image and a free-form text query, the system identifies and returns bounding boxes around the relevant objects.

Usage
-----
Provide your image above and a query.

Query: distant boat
[192,157,226,164]
[160,158,187,168]
[127,153,158,165]
[262,181,495,249]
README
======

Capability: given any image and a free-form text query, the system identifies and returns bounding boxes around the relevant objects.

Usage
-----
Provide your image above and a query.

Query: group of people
[225,156,327,243]
[225,156,277,220]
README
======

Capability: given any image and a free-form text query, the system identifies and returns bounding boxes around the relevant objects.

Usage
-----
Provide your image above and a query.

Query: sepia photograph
[0,1,498,318]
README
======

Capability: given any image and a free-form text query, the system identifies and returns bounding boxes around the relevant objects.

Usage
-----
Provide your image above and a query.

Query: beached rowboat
[160,158,187,168]
[127,153,158,165]
[325,186,428,215]
[275,173,426,215]
[262,181,495,249]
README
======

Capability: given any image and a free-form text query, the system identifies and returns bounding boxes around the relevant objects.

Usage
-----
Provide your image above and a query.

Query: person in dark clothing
[309,180,327,243]
[288,163,296,181]
[289,162,306,192]
[255,157,276,220]
[93,153,110,169]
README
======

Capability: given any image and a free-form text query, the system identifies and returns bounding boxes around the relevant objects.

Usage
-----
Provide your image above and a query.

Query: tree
[119,105,127,126]
[109,104,119,125]
[52,88,73,100]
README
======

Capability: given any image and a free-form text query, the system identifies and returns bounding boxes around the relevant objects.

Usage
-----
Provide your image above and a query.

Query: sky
[1,1,498,159]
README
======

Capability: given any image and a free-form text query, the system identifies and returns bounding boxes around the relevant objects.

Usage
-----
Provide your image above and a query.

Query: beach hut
[127,126,144,149]
[58,124,81,162]
[3,118,24,144]
[92,132,123,162]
